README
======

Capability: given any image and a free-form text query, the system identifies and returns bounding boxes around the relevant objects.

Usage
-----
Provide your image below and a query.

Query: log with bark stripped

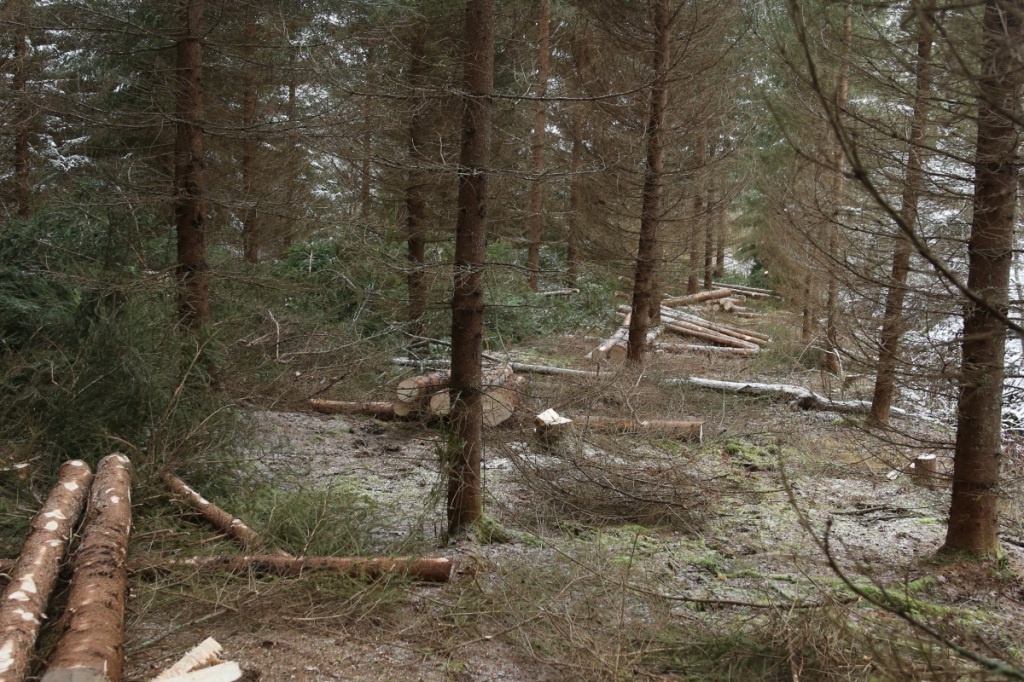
[139,555,454,583]
[41,454,132,682]
[662,288,733,307]
[655,342,759,358]
[308,400,403,420]
[0,461,93,682]
[163,474,289,556]
[571,415,703,442]
[657,307,770,345]
[664,321,759,351]
[589,313,631,361]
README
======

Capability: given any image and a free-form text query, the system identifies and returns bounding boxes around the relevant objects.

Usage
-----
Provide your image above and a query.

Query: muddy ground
[122,350,1024,681]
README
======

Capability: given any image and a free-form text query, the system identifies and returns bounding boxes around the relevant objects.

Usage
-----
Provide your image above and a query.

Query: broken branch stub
[42,454,132,682]
[0,460,94,682]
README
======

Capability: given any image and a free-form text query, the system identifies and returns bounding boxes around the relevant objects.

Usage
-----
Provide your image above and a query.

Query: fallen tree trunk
[139,555,454,583]
[656,342,759,358]
[662,288,733,307]
[537,288,579,297]
[423,365,516,419]
[607,325,662,363]
[658,307,770,345]
[308,400,404,420]
[664,321,759,350]
[0,460,93,682]
[42,454,132,682]
[571,415,703,442]
[589,313,631,361]
[396,371,449,404]
[712,281,776,298]
[163,474,289,556]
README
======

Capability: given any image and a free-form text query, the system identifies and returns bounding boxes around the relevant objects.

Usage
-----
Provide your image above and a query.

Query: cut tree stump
[572,415,703,442]
[0,460,93,682]
[138,555,454,583]
[42,454,132,682]
[910,455,937,488]
[534,408,573,446]
[163,474,289,556]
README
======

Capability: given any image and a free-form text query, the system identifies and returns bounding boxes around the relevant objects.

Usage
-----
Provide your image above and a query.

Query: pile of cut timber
[311,364,525,427]
[588,287,774,362]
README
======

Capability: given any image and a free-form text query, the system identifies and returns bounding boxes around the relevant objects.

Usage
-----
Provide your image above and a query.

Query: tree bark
[703,173,717,289]
[526,0,551,291]
[869,2,933,426]
[687,125,708,295]
[174,0,211,330]
[941,0,1023,558]
[566,100,583,287]
[627,0,671,364]
[406,31,430,338]
[0,461,93,682]
[240,12,259,264]
[42,455,132,682]
[448,0,495,536]
[359,45,375,220]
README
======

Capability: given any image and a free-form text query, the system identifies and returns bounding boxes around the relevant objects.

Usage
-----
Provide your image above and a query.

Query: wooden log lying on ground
[606,324,662,363]
[589,313,631,361]
[663,288,734,307]
[658,307,770,345]
[656,342,760,358]
[735,311,767,319]
[308,400,403,420]
[482,374,527,426]
[140,555,454,583]
[711,281,776,299]
[664,321,759,352]
[396,371,450,405]
[0,461,93,682]
[163,474,290,556]
[571,415,703,442]
[42,454,132,682]
[418,364,517,422]
[537,288,579,297]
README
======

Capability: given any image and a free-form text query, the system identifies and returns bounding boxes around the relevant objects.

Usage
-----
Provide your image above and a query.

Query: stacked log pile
[587,285,775,362]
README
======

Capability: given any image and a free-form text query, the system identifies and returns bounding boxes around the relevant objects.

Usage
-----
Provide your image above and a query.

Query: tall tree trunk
[240,12,259,264]
[174,0,211,330]
[281,40,299,251]
[714,186,727,277]
[360,45,375,220]
[942,0,1023,558]
[687,126,707,295]
[869,1,933,426]
[448,0,495,537]
[566,103,582,287]
[12,2,31,219]
[824,9,852,376]
[526,0,551,291]
[703,171,717,289]
[406,32,430,338]
[626,0,671,363]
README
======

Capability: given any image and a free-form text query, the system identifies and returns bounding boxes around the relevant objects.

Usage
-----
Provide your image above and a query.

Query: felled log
[665,321,759,351]
[396,371,450,405]
[482,375,527,427]
[712,281,776,299]
[308,400,402,420]
[537,288,579,297]
[607,325,663,364]
[422,365,516,420]
[0,460,93,682]
[589,313,631,361]
[659,307,770,346]
[656,342,760,357]
[735,311,767,319]
[662,376,900,415]
[163,474,289,556]
[663,288,733,307]
[572,415,703,442]
[42,454,132,682]
[139,555,454,583]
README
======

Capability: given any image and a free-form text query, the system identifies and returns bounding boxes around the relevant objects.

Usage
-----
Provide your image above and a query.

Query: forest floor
[120,325,1024,681]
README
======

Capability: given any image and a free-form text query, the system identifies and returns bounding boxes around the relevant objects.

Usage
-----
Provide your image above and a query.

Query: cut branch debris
[42,454,132,682]
[150,637,240,682]
[0,460,93,682]
[571,415,703,442]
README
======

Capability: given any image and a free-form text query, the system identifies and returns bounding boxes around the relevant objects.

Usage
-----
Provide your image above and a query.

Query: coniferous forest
[1,1,1023,679]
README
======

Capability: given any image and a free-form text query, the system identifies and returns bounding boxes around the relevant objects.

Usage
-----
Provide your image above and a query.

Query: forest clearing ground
[116,320,1024,681]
